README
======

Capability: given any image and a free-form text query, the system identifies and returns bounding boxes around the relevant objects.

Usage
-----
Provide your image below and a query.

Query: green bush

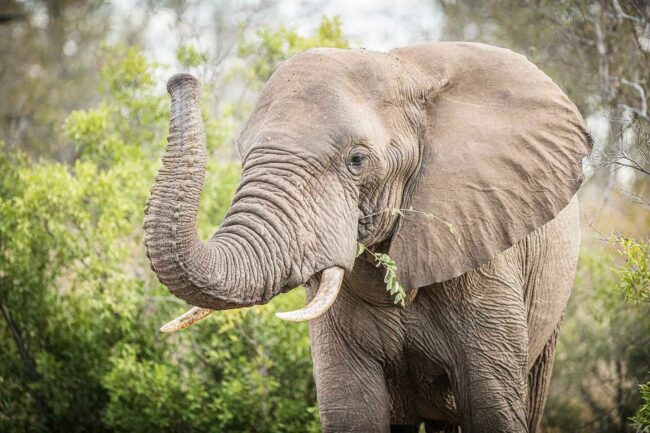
[633,380,650,432]
[543,240,650,432]
[617,237,650,432]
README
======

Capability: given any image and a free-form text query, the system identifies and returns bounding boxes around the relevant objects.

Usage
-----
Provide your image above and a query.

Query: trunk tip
[167,73,201,96]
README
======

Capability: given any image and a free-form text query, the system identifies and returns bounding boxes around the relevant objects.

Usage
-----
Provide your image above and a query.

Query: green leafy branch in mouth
[356,242,406,307]
[359,207,459,242]
[388,207,458,240]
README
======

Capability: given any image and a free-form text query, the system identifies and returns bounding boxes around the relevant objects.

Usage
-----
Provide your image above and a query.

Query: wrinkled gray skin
[144,42,588,432]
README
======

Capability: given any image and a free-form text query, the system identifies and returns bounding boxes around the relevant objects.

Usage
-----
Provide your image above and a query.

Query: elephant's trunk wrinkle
[244,148,338,210]
[243,149,329,174]
[231,180,307,233]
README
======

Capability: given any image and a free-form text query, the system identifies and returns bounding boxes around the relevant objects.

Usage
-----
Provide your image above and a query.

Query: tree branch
[611,0,643,24]
[0,299,51,423]
[619,78,648,120]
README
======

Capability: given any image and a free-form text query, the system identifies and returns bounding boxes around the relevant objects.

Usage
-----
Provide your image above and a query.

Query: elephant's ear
[388,43,591,289]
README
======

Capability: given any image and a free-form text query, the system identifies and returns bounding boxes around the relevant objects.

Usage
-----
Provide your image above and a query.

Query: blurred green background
[0,1,648,432]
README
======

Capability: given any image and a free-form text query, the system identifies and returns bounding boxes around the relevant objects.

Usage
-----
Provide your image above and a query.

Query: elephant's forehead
[265,48,398,104]
[239,67,388,157]
[259,67,360,118]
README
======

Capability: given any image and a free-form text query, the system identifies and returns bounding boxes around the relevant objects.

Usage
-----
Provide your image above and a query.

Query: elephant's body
[311,197,579,432]
[144,42,592,433]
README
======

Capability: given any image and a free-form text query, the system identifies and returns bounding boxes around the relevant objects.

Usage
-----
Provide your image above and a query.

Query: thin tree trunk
[0,300,51,426]
[615,360,626,433]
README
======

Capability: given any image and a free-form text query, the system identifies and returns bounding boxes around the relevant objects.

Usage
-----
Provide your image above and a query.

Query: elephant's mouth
[358,219,373,241]
[159,267,345,332]
[357,204,379,243]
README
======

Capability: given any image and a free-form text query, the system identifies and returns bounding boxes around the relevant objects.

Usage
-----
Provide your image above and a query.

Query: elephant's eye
[348,153,368,174]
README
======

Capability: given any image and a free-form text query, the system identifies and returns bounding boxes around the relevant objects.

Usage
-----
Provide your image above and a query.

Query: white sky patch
[141,8,179,64]
[276,0,443,51]
[586,112,611,150]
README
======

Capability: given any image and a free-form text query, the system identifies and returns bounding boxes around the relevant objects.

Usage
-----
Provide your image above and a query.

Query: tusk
[159,306,213,333]
[275,267,345,322]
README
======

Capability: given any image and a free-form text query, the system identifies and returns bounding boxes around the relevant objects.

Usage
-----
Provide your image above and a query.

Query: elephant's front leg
[443,280,529,433]
[309,302,393,432]
[416,261,531,432]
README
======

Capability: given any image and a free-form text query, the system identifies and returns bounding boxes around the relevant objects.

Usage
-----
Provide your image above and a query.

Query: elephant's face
[144,43,591,328]
[237,49,423,254]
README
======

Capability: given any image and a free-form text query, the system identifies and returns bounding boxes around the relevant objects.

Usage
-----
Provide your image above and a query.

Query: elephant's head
[143,42,591,330]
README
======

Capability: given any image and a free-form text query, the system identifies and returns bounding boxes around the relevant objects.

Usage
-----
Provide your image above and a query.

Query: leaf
[356,242,366,257]
[365,248,407,308]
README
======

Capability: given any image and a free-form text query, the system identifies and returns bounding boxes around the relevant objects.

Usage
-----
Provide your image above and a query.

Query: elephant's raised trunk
[144,74,351,327]
[144,73,266,310]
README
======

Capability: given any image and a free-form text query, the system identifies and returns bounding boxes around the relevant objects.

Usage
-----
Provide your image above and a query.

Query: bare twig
[619,78,649,120]
[611,0,644,24]
[587,114,650,178]
[582,212,612,242]
[618,188,650,209]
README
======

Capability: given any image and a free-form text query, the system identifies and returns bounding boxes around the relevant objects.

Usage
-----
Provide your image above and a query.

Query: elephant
[143,42,591,432]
